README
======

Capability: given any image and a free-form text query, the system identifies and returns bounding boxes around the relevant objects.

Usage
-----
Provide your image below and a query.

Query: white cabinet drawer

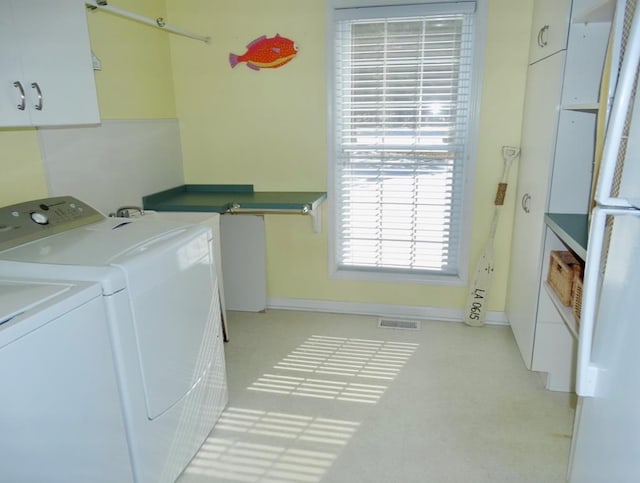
[529,0,572,64]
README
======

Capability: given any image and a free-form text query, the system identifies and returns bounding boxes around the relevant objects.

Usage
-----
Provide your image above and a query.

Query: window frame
[325,0,487,286]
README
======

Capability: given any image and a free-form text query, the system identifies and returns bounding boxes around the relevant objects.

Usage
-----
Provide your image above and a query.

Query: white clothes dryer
[125,209,229,341]
[0,277,134,483]
[0,197,228,483]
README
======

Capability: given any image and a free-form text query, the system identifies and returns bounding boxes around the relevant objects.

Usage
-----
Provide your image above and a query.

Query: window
[329,1,481,283]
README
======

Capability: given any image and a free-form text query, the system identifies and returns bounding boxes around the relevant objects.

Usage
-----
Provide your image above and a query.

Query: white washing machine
[0,196,228,483]
[0,277,134,483]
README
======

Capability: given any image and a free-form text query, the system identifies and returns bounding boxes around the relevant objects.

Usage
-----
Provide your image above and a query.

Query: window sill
[330,267,465,286]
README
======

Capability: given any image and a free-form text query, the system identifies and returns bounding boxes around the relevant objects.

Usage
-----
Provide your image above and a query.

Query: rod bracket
[87,0,107,11]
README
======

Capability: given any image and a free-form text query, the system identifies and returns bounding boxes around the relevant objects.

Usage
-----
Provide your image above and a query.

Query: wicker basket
[572,276,583,325]
[547,250,580,306]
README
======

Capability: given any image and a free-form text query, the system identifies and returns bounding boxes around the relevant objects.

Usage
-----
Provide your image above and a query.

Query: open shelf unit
[543,282,580,339]
[573,0,616,24]
[543,213,587,340]
[545,213,589,259]
[562,103,600,112]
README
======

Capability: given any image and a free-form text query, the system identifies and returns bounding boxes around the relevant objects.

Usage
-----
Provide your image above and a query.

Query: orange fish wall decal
[229,34,298,71]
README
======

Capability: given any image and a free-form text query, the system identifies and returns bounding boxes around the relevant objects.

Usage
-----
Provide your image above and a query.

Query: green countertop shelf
[142,184,328,232]
[143,184,327,213]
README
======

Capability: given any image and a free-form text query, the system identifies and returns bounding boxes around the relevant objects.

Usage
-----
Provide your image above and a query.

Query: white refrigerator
[568,3,640,482]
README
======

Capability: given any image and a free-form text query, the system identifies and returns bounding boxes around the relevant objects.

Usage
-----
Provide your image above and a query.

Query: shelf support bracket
[309,203,323,234]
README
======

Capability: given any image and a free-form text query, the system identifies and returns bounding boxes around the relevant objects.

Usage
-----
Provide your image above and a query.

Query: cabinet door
[12,0,99,126]
[529,0,572,64]
[507,52,566,369]
[0,2,31,127]
[220,215,267,312]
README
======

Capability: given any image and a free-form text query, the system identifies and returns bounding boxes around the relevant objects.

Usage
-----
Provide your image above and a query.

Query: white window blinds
[332,2,476,277]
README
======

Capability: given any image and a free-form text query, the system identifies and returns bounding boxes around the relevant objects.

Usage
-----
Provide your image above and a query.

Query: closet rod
[85,0,210,43]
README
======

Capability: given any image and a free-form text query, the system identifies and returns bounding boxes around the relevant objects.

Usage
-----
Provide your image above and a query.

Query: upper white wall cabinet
[529,0,572,64]
[0,0,99,128]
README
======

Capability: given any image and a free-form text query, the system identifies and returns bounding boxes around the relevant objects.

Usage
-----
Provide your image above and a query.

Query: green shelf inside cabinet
[545,213,589,260]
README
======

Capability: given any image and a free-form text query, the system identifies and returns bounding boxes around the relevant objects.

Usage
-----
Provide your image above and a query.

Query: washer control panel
[0,196,104,251]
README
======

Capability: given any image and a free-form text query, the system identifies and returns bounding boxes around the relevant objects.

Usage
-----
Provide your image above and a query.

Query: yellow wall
[0,0,175,207]
[167,0,533,311]
[0,0,533,313]
[0,129,48,206]
[472,0,534,312]
[87,0,177,119]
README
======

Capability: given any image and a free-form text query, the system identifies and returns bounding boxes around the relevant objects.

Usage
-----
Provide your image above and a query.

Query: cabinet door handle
[13,81,26,110]
[538,25,549,48]
[537,27,542,47]
[31,82,43,111]
[521,193,531,213]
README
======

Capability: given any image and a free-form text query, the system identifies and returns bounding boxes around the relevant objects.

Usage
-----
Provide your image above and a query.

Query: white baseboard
[266,297,509,326]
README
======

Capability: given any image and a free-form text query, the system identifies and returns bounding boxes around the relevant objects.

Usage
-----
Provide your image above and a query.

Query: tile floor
[178,310,576,483]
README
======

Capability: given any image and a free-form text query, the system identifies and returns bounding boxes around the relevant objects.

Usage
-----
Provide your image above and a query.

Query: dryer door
[112,225,218,419]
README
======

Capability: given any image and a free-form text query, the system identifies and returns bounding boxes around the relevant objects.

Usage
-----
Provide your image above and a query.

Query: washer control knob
[30,212,49,225]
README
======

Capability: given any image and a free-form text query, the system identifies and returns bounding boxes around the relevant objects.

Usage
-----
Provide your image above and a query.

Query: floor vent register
[377,318,421,330]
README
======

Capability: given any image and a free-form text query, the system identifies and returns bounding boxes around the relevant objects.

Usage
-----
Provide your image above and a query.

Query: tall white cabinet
[507,0,617,391]
[0,0,99,127]
[508,51,567,373]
